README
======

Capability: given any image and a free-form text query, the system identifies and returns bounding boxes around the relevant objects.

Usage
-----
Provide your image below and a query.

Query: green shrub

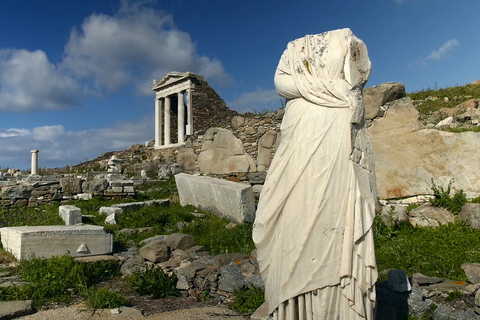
[374,217,480,280]
[429,179,467,214]
[0,255,120,307]
[0,204,64,227]
[84,287,130,309]
[128,266,180,299]
[181,214,255,255]
[230,285,265,314]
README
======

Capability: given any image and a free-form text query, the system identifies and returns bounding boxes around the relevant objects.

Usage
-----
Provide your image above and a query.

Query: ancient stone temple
[151,71,238,149]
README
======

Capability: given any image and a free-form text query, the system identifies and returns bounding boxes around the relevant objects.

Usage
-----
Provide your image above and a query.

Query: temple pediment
[151,71,203,91]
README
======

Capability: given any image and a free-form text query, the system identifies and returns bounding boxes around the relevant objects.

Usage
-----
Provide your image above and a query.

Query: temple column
[178,92,185,144]
[154,98,163,148]
[30,150,39,175]
[187,89,193,135]
[164,96,171,145]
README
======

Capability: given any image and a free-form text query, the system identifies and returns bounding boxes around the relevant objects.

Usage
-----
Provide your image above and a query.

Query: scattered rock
[139,240,170,263]
[459,203,480,229]
[164,233,195,251]
[408,203,455,227]
[0,300,34,319]
[462,263,480,283]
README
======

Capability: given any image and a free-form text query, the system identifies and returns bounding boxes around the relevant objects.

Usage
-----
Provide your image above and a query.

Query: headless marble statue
[253,28,378,320]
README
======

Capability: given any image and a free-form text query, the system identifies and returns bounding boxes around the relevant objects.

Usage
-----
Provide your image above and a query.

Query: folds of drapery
[252,28,377,318]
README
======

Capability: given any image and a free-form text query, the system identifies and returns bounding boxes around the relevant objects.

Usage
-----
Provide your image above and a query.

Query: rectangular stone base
[0,225,113,261]
[175,173,255,223]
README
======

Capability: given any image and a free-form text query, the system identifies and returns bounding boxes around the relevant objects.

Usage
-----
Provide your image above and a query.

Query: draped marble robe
[252,28,378,320]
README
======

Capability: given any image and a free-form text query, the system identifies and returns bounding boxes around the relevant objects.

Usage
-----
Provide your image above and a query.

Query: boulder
[198,127,256,174]
[158,163,183,180]
[139,239,170,263]
[164,233,194,251]
[369,97,480,199]
[364,82,405,120]
[176,147,196,172]
[461,263,480,283]
[120,254,144,276]
[380,204,408,226]
[0,300,34,319]
[0,185,32,200]
[85,178,108,193]
[218,264,247,293]
[459,203,480,229]
[60,177,83,195]
[408,203,455,227]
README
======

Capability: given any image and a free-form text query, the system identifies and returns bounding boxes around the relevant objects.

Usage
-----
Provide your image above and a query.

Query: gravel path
[15,304,250,320]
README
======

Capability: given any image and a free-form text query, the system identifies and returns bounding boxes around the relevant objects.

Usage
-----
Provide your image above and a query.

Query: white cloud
[0,116,154,169]
[61,0,230,95]
[0,128,30,138]
[0,49,81,112]
[425,39,459,61]
[227,89,282,113]
[32,125,65,141]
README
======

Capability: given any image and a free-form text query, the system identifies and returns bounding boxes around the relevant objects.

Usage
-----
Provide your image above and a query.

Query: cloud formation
[227,89,282,113]
[0,49,81,112]
[61,0,230,95]
[0,0,230,112]
[0,116,154,169]
[425,39,459,61]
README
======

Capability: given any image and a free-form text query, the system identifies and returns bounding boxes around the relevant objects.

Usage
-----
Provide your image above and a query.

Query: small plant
[429,179,467,214]
[230,285,265,314]
[406,203,421,213]
[445,290,462,301]
[83,286,130,309]
[128,266,180,299]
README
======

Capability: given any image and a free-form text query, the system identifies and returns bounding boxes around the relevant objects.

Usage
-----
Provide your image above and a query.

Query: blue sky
[1,0,479,169]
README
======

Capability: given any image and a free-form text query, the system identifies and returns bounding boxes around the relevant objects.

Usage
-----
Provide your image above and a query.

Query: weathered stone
[164,233,195,251]
[0,300,34,319]
[231,116,245,129]
[1,185,32,200]
[388,269,411,292]
[380,204,408,226]
[139,235,167,246]
[198,127,256,174]
[257,130,277,171]
[459,203,480,229]
[214,253,249,267]
[99,206,124,215]
[408,203,455,227]
[139,239,170,263]
[408,287,435,320]
[411,273,444,286]
[176,147,196,172]
[175,173,255,223]
[218,264,247,293]
[248,172,267,185]
[369,97,480,199]
[158,163,183,179]
[176,273,190,290]
[59,205,82,225]
[0,225,113,260]
[76,193,92,200]
[433,304,479,320]
[462,263,480,283]
[85,178,108,193]
[60,177,83,194]
[105,213,118,225]
[364,82,405,120]
[120,254,144,276]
